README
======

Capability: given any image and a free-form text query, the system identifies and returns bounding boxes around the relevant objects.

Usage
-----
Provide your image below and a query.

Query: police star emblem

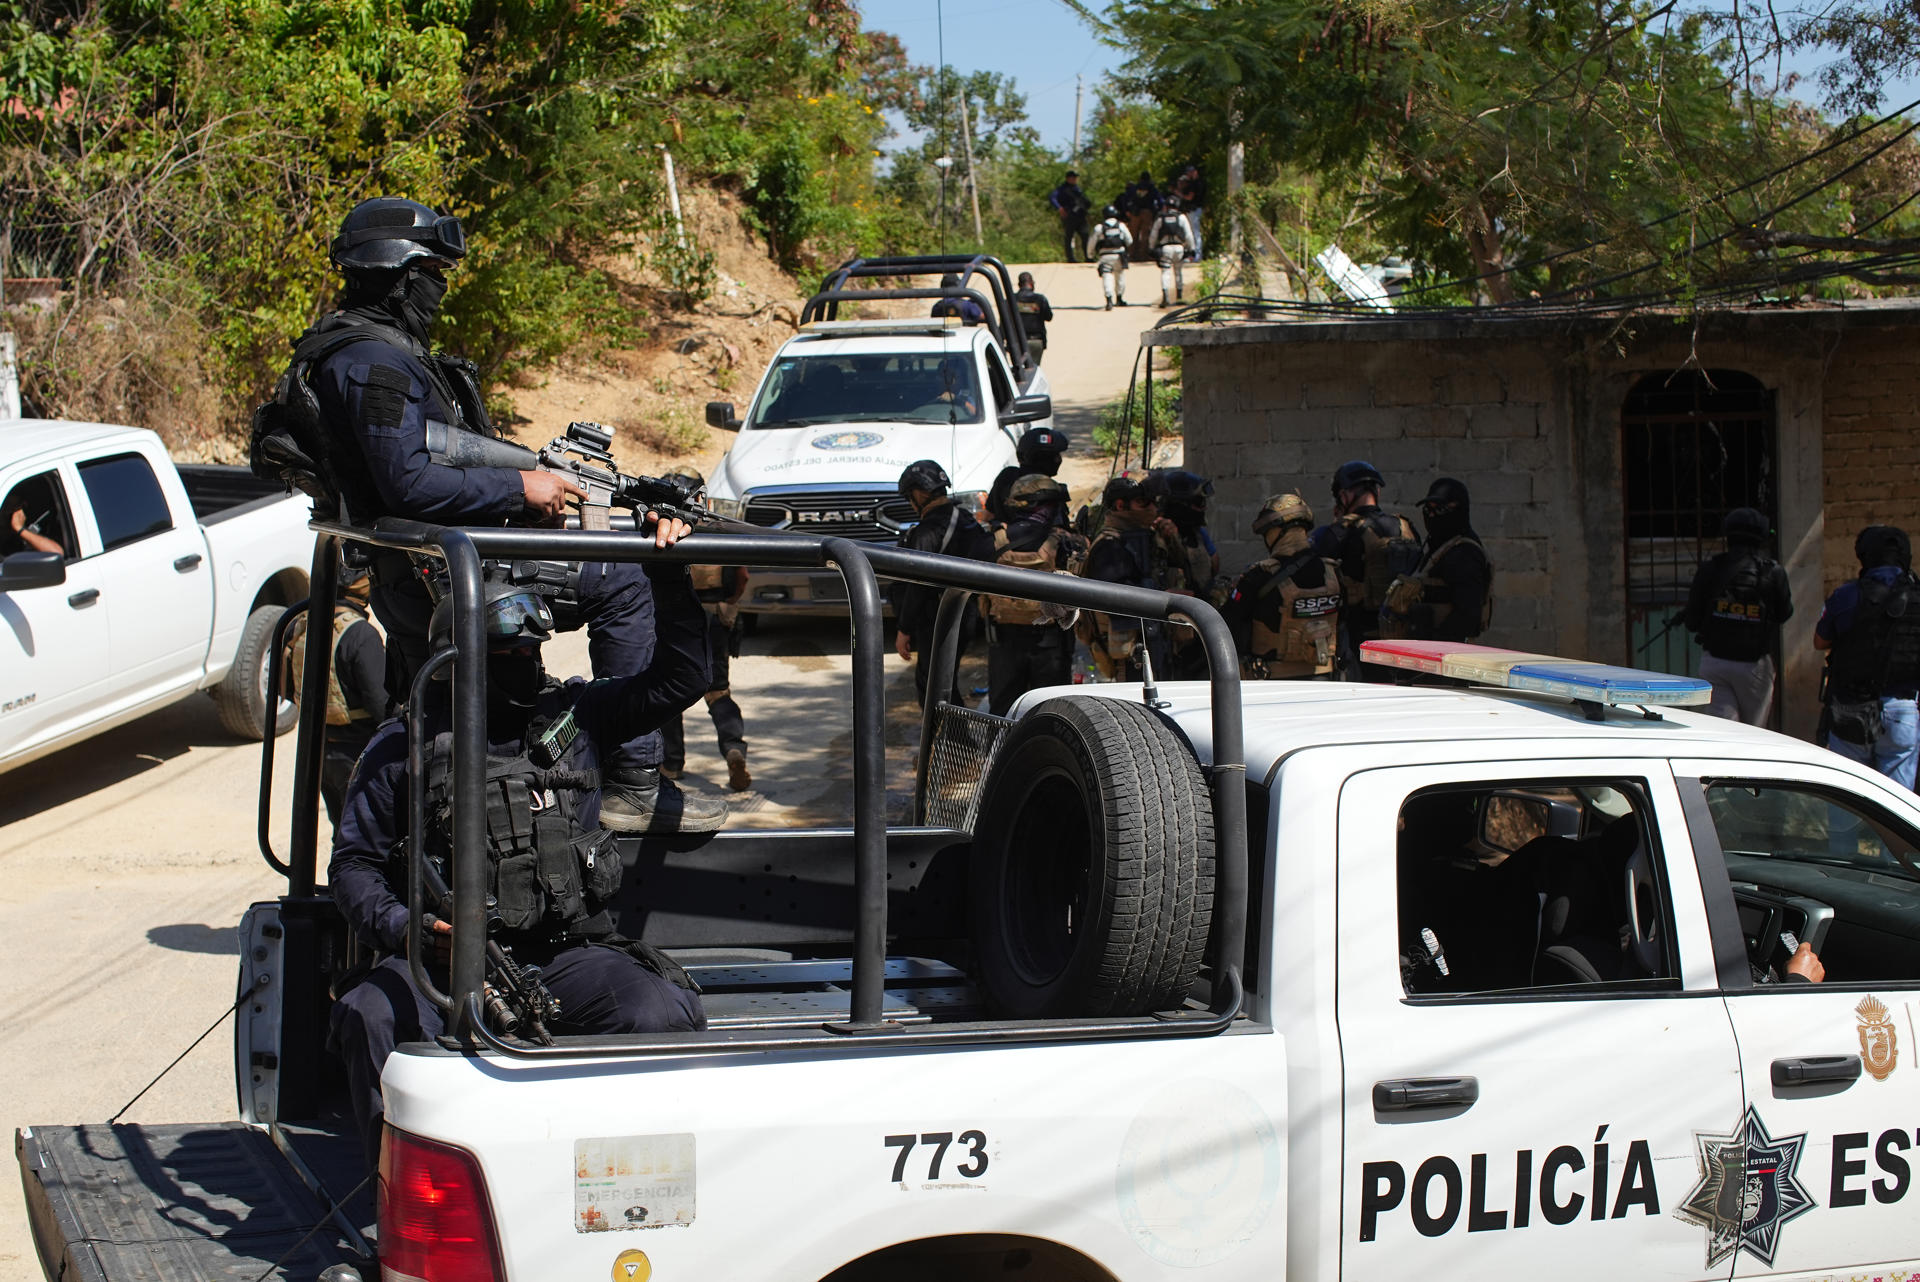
[1675,1107,1815,1268]
[1856,995,1900,1082]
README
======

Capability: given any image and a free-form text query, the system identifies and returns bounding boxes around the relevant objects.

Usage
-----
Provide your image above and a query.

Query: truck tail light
[378,1126,506,1282]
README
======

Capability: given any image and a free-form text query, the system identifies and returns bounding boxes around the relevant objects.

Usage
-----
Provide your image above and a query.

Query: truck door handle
[172,554,202,572]
[67,588,99,609]
[1771,1055,1861,1087]
[1374,1077,1479,1112]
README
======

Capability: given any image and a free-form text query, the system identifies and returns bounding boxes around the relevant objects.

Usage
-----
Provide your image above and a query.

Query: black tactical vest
[1699,552,1777,662]
[423,684,620,945]
[1828,573,1920,703]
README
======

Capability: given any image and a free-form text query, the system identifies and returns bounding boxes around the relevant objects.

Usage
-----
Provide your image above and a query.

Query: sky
[855,0,1122,155]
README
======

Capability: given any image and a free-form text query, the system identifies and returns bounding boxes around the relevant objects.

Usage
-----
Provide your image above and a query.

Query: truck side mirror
[705,401,741,431]
[0,550,66,591]
[1000,394,1052,425]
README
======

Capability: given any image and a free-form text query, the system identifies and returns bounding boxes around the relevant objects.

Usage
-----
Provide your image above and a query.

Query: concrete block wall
[1184,339,1565,656]
[1821,328,1920,594]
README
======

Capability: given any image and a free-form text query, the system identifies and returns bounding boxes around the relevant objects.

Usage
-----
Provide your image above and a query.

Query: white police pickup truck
[18,522,1920,1282]
[0,419,315,772]
[702,255,1051,615]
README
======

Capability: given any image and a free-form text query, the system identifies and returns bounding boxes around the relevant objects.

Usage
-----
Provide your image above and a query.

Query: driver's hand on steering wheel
[1784,941,1825,984]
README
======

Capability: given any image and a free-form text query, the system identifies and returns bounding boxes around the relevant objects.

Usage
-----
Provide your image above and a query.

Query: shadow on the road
[148,924,240,954]
[0,694,249,827]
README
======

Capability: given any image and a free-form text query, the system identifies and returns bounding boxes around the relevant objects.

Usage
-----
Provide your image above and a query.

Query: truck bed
[17,1121,370,1282]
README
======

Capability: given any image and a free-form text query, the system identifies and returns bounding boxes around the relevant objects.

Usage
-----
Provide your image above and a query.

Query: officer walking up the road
[1149,199,1197,307]
[1310,459,1421,675]
[986,425,1070,522]
[657,466,752,793]
[288,196,724,834]
[328,517,709,1167]
[1380,478,1493,643]
[982,475,1088,714]
[1223,493,1344,679]
[1050,171,1092,262]
[1682,506,1792,724]
[892,460,994,705]
[1079,470,1189,681]
[1012,271,1053,367]
[1816,525,1920,786]
[285,561,389,824]
[1090,207,1133,310]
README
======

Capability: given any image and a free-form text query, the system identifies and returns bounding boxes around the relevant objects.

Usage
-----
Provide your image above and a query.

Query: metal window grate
[922,703,1013,831]
[1621,369,1776,684]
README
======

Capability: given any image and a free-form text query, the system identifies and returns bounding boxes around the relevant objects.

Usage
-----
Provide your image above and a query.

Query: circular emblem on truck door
[810,431,883,451]
[1116,1079,1283,1266]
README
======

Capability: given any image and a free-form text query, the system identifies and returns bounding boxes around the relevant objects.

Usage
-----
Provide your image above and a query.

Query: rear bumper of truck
[16,1122,370,1282]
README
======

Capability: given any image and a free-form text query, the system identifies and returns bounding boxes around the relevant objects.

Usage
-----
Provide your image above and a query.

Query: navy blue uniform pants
[372,560,663,773]
[987,623,1072,716]
[328,949,705,1166]
[660,611,746,770]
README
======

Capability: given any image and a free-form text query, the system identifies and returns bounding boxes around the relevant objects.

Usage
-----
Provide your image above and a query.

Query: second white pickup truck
[0,418,317,772]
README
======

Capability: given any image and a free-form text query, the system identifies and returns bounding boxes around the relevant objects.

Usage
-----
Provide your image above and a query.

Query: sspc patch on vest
[361,364,413,429]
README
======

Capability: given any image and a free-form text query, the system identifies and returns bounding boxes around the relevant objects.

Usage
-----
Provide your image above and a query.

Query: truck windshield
[748,353,984,428]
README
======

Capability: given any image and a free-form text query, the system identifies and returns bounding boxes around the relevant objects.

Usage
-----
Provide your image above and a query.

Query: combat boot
[600,766,727,833]
[725,748,752,792]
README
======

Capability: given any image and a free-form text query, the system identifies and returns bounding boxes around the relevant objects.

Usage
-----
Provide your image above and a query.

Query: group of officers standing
[886,443,1499,714]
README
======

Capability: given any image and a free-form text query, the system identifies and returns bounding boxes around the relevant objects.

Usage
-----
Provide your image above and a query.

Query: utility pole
[958,90,984,247]
[1071,75,1083,164]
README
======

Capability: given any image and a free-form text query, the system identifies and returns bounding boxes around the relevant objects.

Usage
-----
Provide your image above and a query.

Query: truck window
[1,470,77,559]
[984,345,1014,408]
[1397,780,1678,996]
[1701,779,1920,984]
[78,453,173,553]
[748,353,984,427]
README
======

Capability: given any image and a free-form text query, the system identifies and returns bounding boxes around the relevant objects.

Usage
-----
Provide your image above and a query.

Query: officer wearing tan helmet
[1223,493,1345,679]
[656,465,752,791]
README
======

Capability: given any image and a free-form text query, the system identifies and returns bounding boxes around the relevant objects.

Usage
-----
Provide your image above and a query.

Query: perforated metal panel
[923,703,1012,832]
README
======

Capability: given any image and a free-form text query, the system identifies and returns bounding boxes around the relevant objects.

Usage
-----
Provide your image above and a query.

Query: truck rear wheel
[969,696,1214,1018]
[215,604,297,740]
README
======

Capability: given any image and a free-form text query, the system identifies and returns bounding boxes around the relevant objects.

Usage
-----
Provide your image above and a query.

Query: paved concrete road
[0,260,1153,1282]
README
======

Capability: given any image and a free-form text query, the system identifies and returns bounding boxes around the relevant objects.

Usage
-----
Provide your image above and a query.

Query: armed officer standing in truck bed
[287,196,722,834]
[328,517,709,1168]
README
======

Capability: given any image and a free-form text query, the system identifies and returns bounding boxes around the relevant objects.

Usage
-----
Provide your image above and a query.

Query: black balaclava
[1165,499,1206,538]
[1017,447,1063,477]
[341,266,447,345]
[1420,477,1473,545]
[484,651,544,731]
[1857,525,1913,573]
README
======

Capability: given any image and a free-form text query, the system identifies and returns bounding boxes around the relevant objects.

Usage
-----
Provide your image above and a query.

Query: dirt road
[0,259,1156,1281]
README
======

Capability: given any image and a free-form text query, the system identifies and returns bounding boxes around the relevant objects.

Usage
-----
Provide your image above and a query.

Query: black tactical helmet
[898,459,951,500]
[1856,525,1912,571]
[1146,468,1213,504]
[1016,426,1068,461]
[1102,469,1154,505]
[1722,507,1768,545]
[1331,459,1385,497]
[1103,205,1119,220]
[427,572,555,658]
[1004,473,1068,516]
[330,197,467,273]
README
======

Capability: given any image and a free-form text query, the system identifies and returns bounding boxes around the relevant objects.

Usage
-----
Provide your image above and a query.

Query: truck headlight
[953,490,988,522]
[709,497,745,519]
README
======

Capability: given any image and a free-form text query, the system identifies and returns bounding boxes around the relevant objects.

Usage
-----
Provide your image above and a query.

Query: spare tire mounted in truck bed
[969,696,1216,1018]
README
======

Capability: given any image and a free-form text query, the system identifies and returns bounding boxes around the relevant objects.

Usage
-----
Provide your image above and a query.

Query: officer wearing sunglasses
[294,196,727,836]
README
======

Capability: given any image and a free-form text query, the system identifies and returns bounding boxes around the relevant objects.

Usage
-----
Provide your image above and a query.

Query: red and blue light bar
[1360,640,1712,707]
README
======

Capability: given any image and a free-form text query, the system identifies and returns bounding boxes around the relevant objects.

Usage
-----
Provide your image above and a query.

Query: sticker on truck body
[575,1134,696,1232]
[1116,1080,1283,1267]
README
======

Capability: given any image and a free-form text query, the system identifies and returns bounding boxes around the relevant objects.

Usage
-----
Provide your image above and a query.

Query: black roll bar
[406,649,457,1015]
[289,515,1246,1054]
[804,254,1034,379]
[255,598,308,879]
[283,535,338,896]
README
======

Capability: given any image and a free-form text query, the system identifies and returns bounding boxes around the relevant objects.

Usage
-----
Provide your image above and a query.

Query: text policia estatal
[1358,1125,1920,1241]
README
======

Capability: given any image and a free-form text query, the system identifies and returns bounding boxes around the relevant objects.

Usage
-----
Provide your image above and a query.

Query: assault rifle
[425,419,762,534]
[414,843,562,1046]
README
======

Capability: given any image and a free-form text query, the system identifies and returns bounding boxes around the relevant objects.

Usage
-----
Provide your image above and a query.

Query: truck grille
[743,488,917,541]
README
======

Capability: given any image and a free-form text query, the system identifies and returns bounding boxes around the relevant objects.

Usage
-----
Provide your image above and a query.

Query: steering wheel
[1730,885,1836,981]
